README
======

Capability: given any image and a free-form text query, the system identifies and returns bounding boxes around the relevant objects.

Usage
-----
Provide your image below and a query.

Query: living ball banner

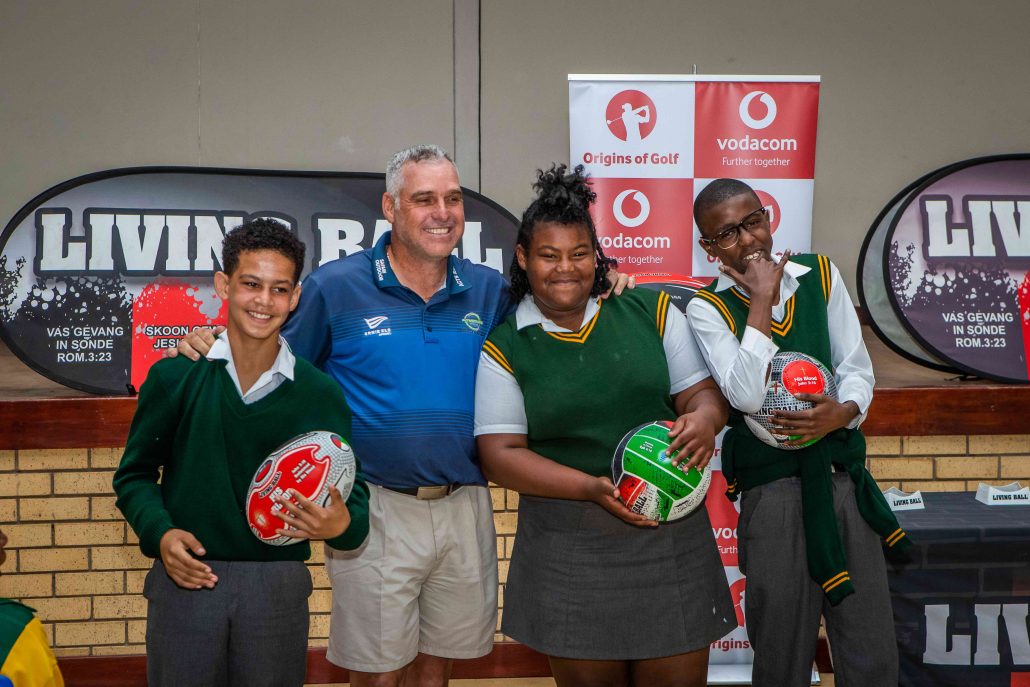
[0,167,518,395]
[881,155,1030,384]
[570,74,821,684]
[858,154,1030,384]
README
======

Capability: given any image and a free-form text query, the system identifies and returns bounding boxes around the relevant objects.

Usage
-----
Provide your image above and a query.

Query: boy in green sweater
[686,179,907,687]
[114,218,369,687]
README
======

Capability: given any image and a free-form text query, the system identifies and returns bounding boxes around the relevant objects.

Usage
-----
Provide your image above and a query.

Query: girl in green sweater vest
[475,165,735,687]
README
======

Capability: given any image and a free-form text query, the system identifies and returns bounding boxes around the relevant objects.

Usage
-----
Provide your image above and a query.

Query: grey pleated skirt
[501,494,737,660]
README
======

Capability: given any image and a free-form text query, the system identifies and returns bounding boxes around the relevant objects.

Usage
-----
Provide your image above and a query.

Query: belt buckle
[416,485,450,500]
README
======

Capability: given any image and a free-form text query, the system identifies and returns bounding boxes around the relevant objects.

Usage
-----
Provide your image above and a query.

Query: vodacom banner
[570,75,821,684]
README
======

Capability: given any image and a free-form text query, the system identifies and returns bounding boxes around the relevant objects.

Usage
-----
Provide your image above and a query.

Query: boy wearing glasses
[686,178,908,686]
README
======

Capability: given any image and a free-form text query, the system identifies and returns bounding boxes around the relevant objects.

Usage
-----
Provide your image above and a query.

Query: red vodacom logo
[612,189,651,227]
[605,90,657,142]
[739,90,778,130]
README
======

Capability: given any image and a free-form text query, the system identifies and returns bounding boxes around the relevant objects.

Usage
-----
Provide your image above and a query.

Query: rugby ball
[744,351,839,450]
[611,420,711,522]
[246,430,357,546]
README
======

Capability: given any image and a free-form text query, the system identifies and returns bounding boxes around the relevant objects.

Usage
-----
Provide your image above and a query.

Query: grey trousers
[738,474,898,687]
[144,559,312,687]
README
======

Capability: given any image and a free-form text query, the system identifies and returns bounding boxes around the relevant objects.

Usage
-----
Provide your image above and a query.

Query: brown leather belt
[380,484,463,500]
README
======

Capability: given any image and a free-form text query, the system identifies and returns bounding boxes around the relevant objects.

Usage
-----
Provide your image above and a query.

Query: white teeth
[249,312,271,320]
[425,227,450,234]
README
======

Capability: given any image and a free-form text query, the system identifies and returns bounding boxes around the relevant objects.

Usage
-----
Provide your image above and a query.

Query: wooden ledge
[1,384,1028,450]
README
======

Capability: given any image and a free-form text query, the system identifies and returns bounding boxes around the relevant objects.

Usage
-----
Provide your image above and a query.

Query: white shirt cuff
[740,325,779,359]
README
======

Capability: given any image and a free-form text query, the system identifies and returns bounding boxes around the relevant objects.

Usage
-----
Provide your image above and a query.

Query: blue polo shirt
[282,232,512,488]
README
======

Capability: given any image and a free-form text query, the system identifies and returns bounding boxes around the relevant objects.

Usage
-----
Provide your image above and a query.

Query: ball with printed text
[612,420,711,522]
[744,351,839,450]
[246,431,356,546]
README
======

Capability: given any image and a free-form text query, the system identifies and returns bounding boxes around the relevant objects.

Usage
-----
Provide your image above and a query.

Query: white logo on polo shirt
[363,315,391,337]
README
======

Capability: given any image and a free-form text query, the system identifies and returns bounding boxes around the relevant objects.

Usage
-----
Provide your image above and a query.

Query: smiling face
[214,249,301,345]
[517,221,596,326]
[382,159,465,264]
[696,191,773,275]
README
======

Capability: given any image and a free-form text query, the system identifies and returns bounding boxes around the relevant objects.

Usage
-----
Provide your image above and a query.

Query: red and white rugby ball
[246,430,357,546]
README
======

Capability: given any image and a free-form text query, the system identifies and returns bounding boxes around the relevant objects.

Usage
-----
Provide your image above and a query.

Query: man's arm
[172,269,335,362]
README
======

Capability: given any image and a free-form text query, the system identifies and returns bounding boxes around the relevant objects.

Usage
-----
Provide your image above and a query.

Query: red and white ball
[246,430,356,546]
[744,351,839,450]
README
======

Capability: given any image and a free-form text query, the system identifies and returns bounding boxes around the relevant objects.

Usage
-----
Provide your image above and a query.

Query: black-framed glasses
[699,207,770,249]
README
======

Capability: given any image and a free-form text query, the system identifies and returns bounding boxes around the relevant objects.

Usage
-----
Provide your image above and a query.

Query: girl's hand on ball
[274,486,351,541]
[590,476,658,528]
[667,411,716,470]
[772,395,859,445]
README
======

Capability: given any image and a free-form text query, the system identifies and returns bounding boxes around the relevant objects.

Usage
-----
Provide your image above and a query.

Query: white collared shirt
[206,332,296,404]
[685,256,874,428]
[473,295,710,436]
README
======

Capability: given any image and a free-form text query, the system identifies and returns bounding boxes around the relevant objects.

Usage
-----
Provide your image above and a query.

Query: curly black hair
[692,178,761,230]
[508,164,615,304]
[221,218,306,283]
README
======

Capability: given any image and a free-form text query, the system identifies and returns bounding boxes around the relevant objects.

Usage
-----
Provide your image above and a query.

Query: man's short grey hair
[385,144,456,201]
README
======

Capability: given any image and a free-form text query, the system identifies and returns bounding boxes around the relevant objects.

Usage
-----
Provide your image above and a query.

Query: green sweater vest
[693,254,909,605]
[484,289,676,477]
[114,355,370,562]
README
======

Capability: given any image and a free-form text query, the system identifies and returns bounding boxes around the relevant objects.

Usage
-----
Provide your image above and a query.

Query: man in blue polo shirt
[283,146,509,684]
[176,145,508,687]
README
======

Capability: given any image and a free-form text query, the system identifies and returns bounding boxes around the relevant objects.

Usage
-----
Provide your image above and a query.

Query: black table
[890,491,1030,686]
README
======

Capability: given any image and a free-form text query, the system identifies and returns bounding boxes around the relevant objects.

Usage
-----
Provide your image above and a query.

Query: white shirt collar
[712,254,811,293]
[206,331,296,401]
[514,295,601,332]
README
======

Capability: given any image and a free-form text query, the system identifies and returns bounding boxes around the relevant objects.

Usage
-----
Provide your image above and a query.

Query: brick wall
[1,436,1028,657]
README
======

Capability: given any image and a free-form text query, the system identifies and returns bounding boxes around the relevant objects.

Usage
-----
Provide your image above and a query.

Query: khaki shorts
[325,484,498,673]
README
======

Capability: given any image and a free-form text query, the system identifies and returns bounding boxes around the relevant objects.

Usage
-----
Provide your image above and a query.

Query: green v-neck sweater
[114,355,369,562]
[483,289,676,477]
[694,254,909,605]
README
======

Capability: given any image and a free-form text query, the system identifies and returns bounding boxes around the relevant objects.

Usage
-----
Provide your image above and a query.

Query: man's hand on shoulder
[159,528,218,589]
[165,326,223,360]
[601,268,635,298]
